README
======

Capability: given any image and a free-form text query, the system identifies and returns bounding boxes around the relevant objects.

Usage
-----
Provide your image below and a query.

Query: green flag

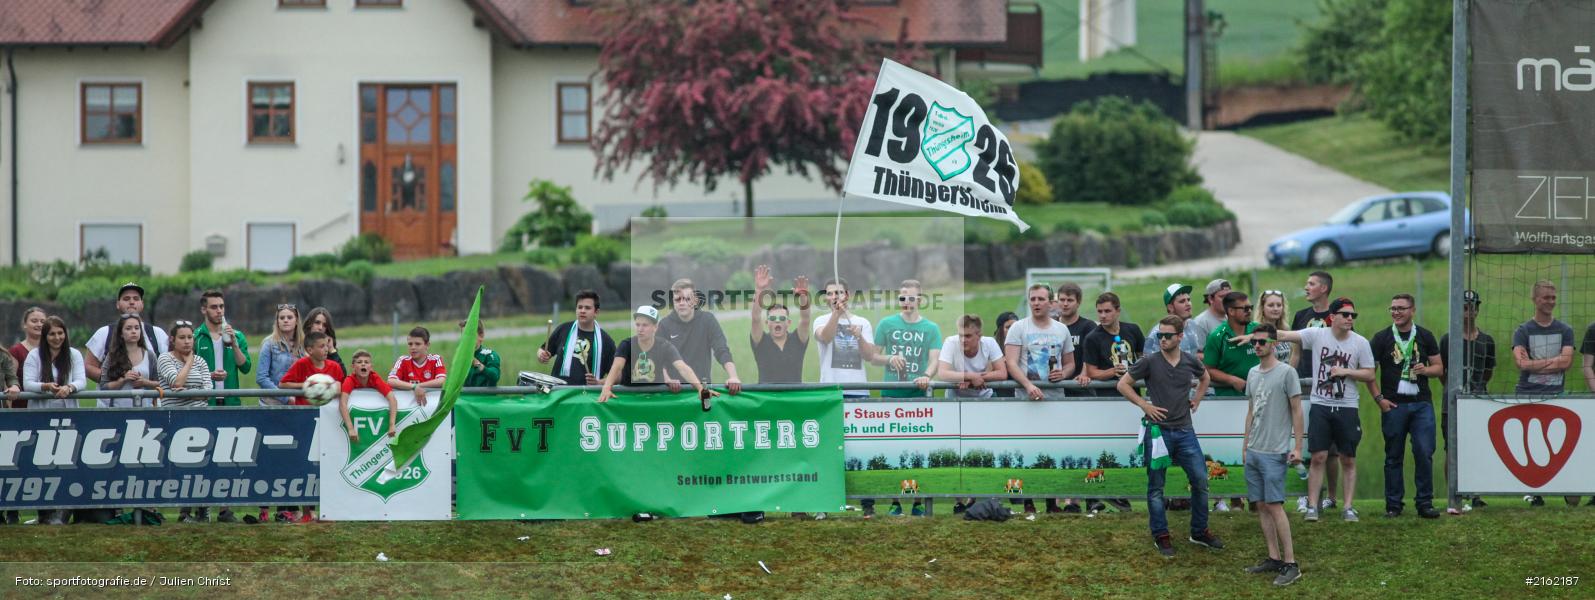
[384,286,482,481]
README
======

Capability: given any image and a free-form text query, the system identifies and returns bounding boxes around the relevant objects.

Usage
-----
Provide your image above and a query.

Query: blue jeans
[1382,401,1436,511]
[1146,427,1209,537]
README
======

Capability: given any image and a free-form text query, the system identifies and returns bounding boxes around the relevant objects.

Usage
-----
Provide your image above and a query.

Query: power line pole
[1184,0,1204,130]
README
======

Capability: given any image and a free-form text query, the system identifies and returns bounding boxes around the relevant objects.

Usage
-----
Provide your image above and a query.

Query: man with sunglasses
[874,280,942,398]
[749,265,811,384]
[1118,315,1220,558]
[1204,292,1261,398]
[1269,297,1375,522]
[1238,323,1305,586]
[1366,294,1442,519]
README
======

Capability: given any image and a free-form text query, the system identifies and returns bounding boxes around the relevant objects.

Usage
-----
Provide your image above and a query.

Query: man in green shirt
[874,279,941,398]
[460,319,501,387]
[193,290,252,406]
[1204,291,1259,397]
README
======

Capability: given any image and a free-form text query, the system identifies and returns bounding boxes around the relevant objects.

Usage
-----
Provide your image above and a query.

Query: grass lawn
[0,507,1587,597]
[846,467,1307,498]
[1033,0,1320,86]
[1238,113,1450,192]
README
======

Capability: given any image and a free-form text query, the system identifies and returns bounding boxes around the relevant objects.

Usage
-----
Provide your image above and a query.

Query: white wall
[188,0,495,268]
[1,43,191,269]
[490,44,841,236]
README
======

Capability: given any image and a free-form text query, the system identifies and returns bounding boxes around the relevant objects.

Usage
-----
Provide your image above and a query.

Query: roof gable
[0,0,212,47]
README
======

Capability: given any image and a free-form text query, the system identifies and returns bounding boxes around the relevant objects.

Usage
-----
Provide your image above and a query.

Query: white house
[0,0,1036,271]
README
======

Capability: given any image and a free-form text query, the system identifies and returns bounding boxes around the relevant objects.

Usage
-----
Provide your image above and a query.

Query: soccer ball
[303,373,340,405]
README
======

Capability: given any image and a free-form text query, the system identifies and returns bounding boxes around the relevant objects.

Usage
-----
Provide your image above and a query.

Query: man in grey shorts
[1240,324,1304,586]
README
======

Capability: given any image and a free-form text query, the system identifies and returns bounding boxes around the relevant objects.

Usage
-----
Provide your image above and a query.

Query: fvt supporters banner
[1458,398,1594,494]
[0,407,317,510]
[844,59,1030,232]
[456,389,845,520]
[1471,0,1595,252]
[318,390,453,521]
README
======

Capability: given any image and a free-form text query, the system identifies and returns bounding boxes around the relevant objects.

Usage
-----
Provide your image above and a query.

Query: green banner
[457,388,845,520]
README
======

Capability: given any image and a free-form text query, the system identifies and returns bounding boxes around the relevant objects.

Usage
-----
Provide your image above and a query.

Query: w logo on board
[1488,404,1582,488]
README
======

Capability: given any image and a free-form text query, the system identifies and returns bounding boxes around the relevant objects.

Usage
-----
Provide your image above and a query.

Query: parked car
[1267,192,1458,267]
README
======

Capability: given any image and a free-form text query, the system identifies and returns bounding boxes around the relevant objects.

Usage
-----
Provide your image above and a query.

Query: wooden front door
[359,84,458,259]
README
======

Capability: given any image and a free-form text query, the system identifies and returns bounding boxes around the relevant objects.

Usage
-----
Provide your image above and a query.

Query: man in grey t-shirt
[1512,280,1579,508]
[1118,315,1220,558]
[1240,323,1305,585]
[1187,279,1231,362]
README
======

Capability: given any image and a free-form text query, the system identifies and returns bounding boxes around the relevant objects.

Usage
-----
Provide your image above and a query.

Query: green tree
[1357,0,1451,145]
[1035,97,1200,206]
[500,180,594,251]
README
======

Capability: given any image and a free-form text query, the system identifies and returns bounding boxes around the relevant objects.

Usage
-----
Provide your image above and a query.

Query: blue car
[1267,192,1456,267]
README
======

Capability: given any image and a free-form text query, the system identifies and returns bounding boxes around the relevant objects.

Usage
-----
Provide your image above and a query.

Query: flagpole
[833,193,844,287]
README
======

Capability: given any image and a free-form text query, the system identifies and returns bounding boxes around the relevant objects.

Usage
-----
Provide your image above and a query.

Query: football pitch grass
[0,505,1589,598]
[845,466,1309,498]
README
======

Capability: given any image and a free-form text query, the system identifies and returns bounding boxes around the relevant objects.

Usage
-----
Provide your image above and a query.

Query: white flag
[844,59,1029,231]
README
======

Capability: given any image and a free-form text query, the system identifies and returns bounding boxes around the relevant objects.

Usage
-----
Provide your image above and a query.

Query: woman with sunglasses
[257,304,305,406]
[1258,290,1298,371]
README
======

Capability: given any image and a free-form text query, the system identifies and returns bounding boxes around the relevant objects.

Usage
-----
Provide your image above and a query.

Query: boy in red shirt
[280,331,346,406]
[340,350,398,443]
[388,326,445,406]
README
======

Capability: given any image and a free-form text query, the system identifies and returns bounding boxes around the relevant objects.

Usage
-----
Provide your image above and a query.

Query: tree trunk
[743,178,755,234]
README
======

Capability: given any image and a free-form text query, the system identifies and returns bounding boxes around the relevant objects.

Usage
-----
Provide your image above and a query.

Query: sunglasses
[1228,305,1254,312]
[1155,332,1180,340]
[1262,289,1284,296]
[278,303,297,310]
[898,296,919,303]
[1251,338,1277,346]
[174,320,194,327]
[767,315,789,322]
[1336,311,1359,319]
[119,312,140,319]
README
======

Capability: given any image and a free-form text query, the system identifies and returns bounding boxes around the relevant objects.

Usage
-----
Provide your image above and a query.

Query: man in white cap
[1186,279,1231,363]
[1145,283,1202,357]
[596,305,716,407]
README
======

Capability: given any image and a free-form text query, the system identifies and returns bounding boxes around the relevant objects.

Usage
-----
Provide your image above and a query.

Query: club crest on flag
[340,406,431,502]
[920,102,976,180]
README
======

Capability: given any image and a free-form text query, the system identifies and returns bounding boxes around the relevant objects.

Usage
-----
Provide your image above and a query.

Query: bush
[1052,220,1084,235]
[1015,161,1053,205]
[1036,97,1200,206]
[962,448,995,468]
[288,253,338,274]
[179,250,214,273]
[501,180,593,250]
[640,205,669,219]
[867,454,891,470]
[1140,212,1169,228]
[524,247,566,269]
[56,277,119,311]
[1032,453,1056,469]
[332,260,375,287]
[339,233,393,265]
[845,457,864,471]
[724,271,754,292]
[909,452,925,469]
[928,448,960,468]
[1165,201,1235,228]
[659,236,738,264]
[772,229,811,248]
[1096,451,1121,469]
[570,235,626,272]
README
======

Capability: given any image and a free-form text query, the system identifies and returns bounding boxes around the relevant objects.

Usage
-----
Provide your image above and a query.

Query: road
[1114,130,1392,281]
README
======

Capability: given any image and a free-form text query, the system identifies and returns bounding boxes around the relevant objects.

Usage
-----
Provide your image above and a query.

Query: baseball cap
[1202,279,1231,304]
[118,282,146,299]
[1163,283,1193,306]
[633,305,660,323]
[1463,290,1481,306]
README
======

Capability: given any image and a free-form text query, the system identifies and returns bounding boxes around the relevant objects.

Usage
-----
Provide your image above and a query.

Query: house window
[247,223,297,273]
[556,82,590,144]
[278,0,326,7]
[249,82,295,143]
[81,83,141,144]
[356,0,402,6]
[81,224,143,264]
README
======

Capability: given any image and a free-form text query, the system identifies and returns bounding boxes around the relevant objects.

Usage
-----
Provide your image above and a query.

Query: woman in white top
[99,314,162,407]
[157,321,214,408]
[22,316,85,409]
[1259,290,1298,370]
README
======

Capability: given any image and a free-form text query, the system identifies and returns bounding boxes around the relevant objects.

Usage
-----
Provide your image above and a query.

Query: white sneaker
[1296,497,1310,513]
[1214,500,1230,512]
[814,512,827,520]
[1321,498,1336,510]
[1461,503,1473,513]
[1342,508,1359,522]
[1305,508,1320,522]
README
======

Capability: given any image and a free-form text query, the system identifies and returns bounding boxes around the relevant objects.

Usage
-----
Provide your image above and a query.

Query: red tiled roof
[469,0,1008,48]
[0,0,210,47]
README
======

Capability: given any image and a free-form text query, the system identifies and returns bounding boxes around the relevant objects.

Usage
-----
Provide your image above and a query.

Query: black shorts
[1308,404,1361,457]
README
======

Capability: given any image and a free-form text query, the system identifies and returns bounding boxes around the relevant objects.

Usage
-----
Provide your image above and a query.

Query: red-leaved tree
[593,0,918,219]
